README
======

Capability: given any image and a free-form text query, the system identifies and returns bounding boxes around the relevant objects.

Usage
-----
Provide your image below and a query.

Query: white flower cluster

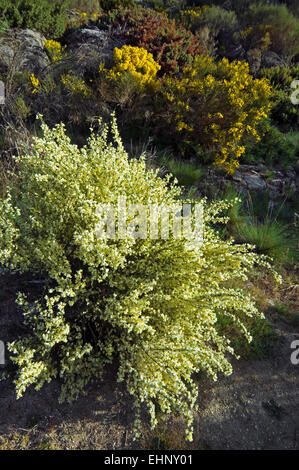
[0,116,280,441]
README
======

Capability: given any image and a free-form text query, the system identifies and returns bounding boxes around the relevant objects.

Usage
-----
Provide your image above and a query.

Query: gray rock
[243,173,266,190]
[64,26,125,69]
[260,50,287,69]
[269,179,282,187]
[197,163,297,202]
[65,27,109,48]
[232,171,242,183]
[0,29,49,75]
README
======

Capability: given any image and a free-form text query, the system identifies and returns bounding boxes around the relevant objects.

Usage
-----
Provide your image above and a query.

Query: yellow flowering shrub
[0,117,279,440]
[61,74,92,97]
[107,45,161,89]
[29,73,39,94]
[160,55,272,173]
[45,39,65,62]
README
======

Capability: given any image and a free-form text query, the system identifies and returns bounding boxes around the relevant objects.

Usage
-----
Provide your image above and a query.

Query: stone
[260,50,287,69]
[0,29,49,75]
[232,171,242,182]
[63,26,125,69]
[247,48,262,75]
[243,174,266,190]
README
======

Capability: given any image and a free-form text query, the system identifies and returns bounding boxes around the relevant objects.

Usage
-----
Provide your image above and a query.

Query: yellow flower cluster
[61,74,92,97]
[182,8,201,18]
[180,5,209,28]
[107,45,161,89]
[45,39,65,62]
[30,73,39,94]
[162,55,272,174]
[72,8,100,22]
[180,5,208,18]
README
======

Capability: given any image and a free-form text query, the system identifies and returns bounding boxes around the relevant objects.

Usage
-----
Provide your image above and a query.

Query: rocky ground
[195,163,299,203]
[0,273,298,450]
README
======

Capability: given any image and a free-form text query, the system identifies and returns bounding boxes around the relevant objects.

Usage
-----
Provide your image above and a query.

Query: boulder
[197,163,298,202]
[260,50,287,69]
[0,29,49,75]
[243,173,267,191]
[63,26,125,70]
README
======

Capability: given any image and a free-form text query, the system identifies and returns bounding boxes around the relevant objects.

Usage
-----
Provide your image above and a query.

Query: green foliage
[259,66,299,132]
[243,123,298,166]
[244,3,299,59]
[216,313,276,360]
[70,0,135,12]
[235,24,272,52]
[0,117,279,441]
[0,0,70,37]
[274,302,299,327]
[0,17,9,32]
[181,5,238,36]
[285,131,299,155]
[221,190,298,266]
[99,0,135,10]
[231,218,297,266]
[159,157,203,187]
[69,0,100,13]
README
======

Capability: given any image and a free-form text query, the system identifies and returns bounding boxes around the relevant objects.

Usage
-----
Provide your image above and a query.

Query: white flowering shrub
[0,117,278,440]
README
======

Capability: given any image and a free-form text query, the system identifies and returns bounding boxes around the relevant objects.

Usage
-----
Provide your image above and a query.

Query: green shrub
[69,0,100,13]
[220,190,298,266]
[70,0,134,12]
[235,24,272,52]
[285,131,299,155]
[99,0,135,10]
[243,123,298,166]
[0,17,9,32]
[244,4,299,59]
[180,5,238,36]
[216,314,277,360]
[0,0,70,37]
[259,66,299,132]
[160,158,203,187]
[0,116,279,440]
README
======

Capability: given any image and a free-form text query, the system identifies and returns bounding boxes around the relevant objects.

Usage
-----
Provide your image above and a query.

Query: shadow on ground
[0,273,298,450]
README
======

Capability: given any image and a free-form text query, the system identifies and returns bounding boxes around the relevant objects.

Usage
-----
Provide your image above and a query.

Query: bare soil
[0,272,298,450]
